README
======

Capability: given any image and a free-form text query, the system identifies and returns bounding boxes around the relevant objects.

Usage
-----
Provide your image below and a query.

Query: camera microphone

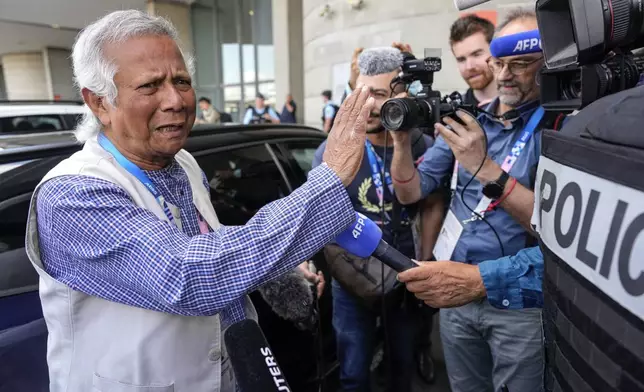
[453,0,492,11]
[334,212,417,272]
[224,319,293,392]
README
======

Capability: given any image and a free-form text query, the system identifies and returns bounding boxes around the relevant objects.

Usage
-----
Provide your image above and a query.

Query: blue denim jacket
[479,246,543,309]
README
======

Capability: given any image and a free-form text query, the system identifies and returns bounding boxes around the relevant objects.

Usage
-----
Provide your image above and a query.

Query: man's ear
[81,88,111,128]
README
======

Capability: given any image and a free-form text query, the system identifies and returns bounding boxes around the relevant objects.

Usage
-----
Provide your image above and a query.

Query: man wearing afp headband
[390,8,550,392]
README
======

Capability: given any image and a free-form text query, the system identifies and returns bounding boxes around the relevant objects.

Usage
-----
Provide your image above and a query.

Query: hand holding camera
[436,110,499,180]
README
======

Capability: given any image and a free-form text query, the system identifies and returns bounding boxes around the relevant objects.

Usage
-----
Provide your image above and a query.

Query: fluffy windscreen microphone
[257,271,318,331]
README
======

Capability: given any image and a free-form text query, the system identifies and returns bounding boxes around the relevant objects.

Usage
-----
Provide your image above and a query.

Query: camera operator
[450,15,497,107]
[312,47,444,391]
[391,9,547,392]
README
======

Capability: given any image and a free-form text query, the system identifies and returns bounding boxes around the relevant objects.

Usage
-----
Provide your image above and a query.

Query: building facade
[0,0,533,125]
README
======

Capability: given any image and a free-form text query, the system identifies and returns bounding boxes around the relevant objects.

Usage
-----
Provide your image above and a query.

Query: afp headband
[490,29,542,58]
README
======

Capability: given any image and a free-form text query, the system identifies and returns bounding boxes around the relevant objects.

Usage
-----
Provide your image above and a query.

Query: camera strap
[451,106,545,224]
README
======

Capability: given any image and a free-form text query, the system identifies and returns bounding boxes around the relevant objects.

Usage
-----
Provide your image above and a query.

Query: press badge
[433,210,463,261]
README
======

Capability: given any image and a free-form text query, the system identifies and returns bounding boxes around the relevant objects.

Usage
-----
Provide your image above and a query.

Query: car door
[192,141,330,391]
[0,156,69,392]
[270,138,341,380]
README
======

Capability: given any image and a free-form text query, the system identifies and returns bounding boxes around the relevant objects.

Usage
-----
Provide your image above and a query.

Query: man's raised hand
[323,85,375,187]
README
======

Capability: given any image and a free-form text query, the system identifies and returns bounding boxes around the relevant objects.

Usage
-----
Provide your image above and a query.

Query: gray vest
[25,136,257,391]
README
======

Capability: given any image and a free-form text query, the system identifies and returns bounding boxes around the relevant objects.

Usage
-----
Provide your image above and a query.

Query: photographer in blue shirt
[392,9,548,392]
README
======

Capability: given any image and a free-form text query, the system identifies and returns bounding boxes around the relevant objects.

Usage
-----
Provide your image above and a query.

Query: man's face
[100,35,195,161]
[198,101,210,111]
[286,94,293,102]
[493,18,543,107]
[356,70,401,132]
[452,32,494,90]
[255,97,265,108]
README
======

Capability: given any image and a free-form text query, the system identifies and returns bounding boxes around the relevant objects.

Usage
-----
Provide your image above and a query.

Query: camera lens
[381,98,432,131]
[560,71,582,100]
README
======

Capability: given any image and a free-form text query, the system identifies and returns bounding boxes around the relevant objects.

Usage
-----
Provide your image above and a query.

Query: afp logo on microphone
[352,213,368,239]
[513,37,541,53]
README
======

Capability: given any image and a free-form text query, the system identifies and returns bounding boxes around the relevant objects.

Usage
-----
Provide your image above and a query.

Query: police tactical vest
[533,86,644,392]
[249,106,272,124]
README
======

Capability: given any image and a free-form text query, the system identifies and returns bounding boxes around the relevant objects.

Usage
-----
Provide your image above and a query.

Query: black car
[0,123,340,392]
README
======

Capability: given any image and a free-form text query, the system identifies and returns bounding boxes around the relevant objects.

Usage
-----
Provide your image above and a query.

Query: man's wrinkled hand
[296,261,325,298]
[397,261,486,308]
[434,110,500,178]
[323,85,375,187]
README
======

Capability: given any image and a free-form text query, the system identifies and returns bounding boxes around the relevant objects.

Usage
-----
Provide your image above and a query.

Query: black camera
[536,0,644,111]
[380,50,475,131]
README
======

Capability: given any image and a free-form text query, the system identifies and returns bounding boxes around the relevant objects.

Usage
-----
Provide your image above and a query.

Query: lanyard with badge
[98,133,210,234]
[365,140,403,224]
[433,107,545,261]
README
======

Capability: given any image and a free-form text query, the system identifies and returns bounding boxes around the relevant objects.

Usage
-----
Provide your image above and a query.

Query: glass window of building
[191,0,274,123]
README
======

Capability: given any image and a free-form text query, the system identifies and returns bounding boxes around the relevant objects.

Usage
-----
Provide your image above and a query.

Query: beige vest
[25,136,257,392]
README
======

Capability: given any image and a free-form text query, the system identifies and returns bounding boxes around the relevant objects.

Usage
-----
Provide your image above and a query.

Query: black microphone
[223,319,292,392]
[256,269,318,330]
[335,212,417,272]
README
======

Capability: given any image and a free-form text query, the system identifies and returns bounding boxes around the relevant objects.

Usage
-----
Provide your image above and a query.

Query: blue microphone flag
[490,29,542,58]
[334,212,382,258]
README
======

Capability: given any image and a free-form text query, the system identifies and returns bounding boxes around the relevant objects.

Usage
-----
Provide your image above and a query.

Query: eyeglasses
[487,56,543,76]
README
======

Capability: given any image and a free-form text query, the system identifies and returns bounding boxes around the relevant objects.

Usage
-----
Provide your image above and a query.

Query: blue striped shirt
[35,161,354,326]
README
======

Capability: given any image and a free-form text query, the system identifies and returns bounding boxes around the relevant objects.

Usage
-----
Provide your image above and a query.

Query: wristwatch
[482,170,510,199]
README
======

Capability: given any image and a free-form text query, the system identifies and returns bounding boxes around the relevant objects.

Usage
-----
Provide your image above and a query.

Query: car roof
[0,123,326,202]
[0,101,86,118]
[0,123,326,165]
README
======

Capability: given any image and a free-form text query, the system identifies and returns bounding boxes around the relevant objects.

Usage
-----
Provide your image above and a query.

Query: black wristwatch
[482,170,510,199]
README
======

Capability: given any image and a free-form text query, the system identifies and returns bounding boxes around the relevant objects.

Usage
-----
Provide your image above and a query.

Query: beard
[464,68,494,90]
[497,80,537,107]
[366,111,384,133]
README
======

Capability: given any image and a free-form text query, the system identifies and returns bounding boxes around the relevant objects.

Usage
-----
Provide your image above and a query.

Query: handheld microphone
[224,319,292,392]
[453,0,491,11]
[257,270,317,331]
[490,29,542,58]
[334,212,417,272]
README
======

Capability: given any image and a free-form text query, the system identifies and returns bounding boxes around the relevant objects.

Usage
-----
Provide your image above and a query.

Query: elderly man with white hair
[25,10,375,392]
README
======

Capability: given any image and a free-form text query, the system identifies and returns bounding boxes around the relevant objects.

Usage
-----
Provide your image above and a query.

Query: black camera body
[537,0,644,112]
[380,52,476,131]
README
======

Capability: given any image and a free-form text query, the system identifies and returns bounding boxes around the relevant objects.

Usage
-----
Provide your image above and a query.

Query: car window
[63,114,81,130]
[195,144,290,225]
[0,115,64,134]
[282,140,324,177]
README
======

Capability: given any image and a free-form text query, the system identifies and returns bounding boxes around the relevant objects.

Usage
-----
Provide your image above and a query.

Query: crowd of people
[27,5,562,392]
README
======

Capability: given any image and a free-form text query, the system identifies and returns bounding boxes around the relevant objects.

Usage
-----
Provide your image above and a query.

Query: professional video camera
[380,49,477,131]
[536,0,644,112]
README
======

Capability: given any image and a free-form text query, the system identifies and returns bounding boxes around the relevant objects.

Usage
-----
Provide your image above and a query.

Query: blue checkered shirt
[35,161,354,326]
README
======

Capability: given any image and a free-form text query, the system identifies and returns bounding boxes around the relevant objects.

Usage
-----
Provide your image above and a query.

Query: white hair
[357,47,404,76]
[72,10,195,142]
